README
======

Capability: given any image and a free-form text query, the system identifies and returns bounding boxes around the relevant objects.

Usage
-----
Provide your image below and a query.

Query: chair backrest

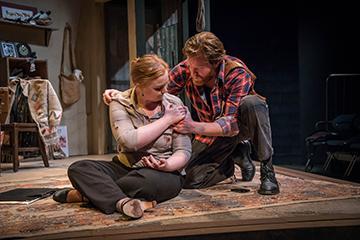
[10,84,33,123]
[0,87,9,124]
[331,114,359,137]
[332,114,355,131]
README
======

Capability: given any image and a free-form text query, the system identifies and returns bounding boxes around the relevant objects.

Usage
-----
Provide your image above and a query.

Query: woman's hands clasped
[140,155,167,170]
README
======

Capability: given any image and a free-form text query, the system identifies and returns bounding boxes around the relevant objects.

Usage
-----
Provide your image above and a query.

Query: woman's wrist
[162,114,176,126]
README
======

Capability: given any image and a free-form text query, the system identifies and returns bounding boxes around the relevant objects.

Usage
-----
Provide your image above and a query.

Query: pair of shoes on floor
[53,188,86,203]
[116,198,157,219]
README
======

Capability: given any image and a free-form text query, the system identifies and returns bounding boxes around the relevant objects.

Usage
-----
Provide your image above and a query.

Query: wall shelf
[0,19,57,46]
[0,57,48,87]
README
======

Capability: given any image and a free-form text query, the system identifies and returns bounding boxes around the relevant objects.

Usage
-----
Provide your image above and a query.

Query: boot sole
[257,189,280,195]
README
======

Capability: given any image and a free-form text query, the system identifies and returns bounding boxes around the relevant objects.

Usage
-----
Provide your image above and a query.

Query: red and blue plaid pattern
[168,55,254,145]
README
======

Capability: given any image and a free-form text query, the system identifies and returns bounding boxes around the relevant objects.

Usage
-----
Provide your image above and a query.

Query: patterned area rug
[1,166,360,239]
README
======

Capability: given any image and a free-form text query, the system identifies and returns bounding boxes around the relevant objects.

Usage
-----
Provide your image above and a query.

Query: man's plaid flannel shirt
[168,55,255,145]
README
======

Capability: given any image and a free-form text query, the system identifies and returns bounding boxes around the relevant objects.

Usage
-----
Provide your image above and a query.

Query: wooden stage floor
[1,155,360,239]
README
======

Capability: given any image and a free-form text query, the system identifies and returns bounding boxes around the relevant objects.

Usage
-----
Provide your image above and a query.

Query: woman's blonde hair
[182,32,226,65]
[131,54,169,85]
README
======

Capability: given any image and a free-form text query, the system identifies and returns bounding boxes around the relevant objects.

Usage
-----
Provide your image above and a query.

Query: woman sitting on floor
[53,54,192,219]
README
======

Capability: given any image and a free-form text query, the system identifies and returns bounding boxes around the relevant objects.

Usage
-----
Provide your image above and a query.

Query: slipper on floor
[52,188,73,203]
[53,188,86,203]
[117,198,156,219]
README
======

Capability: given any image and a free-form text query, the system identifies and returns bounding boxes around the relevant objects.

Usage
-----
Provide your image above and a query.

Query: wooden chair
[0,123,49,172]
[0,87,10,174]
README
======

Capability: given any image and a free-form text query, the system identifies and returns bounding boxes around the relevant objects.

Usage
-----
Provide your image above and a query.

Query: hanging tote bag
[59,22,84,106]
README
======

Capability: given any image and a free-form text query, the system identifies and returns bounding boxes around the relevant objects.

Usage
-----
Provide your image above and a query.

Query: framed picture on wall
[0,41,17,57]
[57,125,69,157]
[16,43,32,58]
[0,1,37,22]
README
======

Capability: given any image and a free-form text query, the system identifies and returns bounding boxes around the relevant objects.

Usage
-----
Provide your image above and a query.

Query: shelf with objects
[0,2,63,170]
[0,19,56,47]
[0,57,48,87]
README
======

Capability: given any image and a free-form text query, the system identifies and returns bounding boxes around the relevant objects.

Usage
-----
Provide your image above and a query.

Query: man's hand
[164,104,187,125]
[173,107,195,134]
[102,89,119,105]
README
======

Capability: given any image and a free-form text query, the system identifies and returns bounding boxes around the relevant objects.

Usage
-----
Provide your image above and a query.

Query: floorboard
[1,155,360,239]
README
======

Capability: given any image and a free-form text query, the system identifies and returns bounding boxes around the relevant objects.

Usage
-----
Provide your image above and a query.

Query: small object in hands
[230,187,251,193]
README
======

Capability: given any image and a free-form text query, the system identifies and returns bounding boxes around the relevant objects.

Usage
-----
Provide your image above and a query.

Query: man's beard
[192,71,215,86]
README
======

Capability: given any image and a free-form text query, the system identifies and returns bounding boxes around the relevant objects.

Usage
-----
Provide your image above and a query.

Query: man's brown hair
[182,31,226,65]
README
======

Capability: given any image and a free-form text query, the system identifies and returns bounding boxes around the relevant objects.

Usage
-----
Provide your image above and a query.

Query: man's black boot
[258,158,280,195]
[233,141,255,181]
